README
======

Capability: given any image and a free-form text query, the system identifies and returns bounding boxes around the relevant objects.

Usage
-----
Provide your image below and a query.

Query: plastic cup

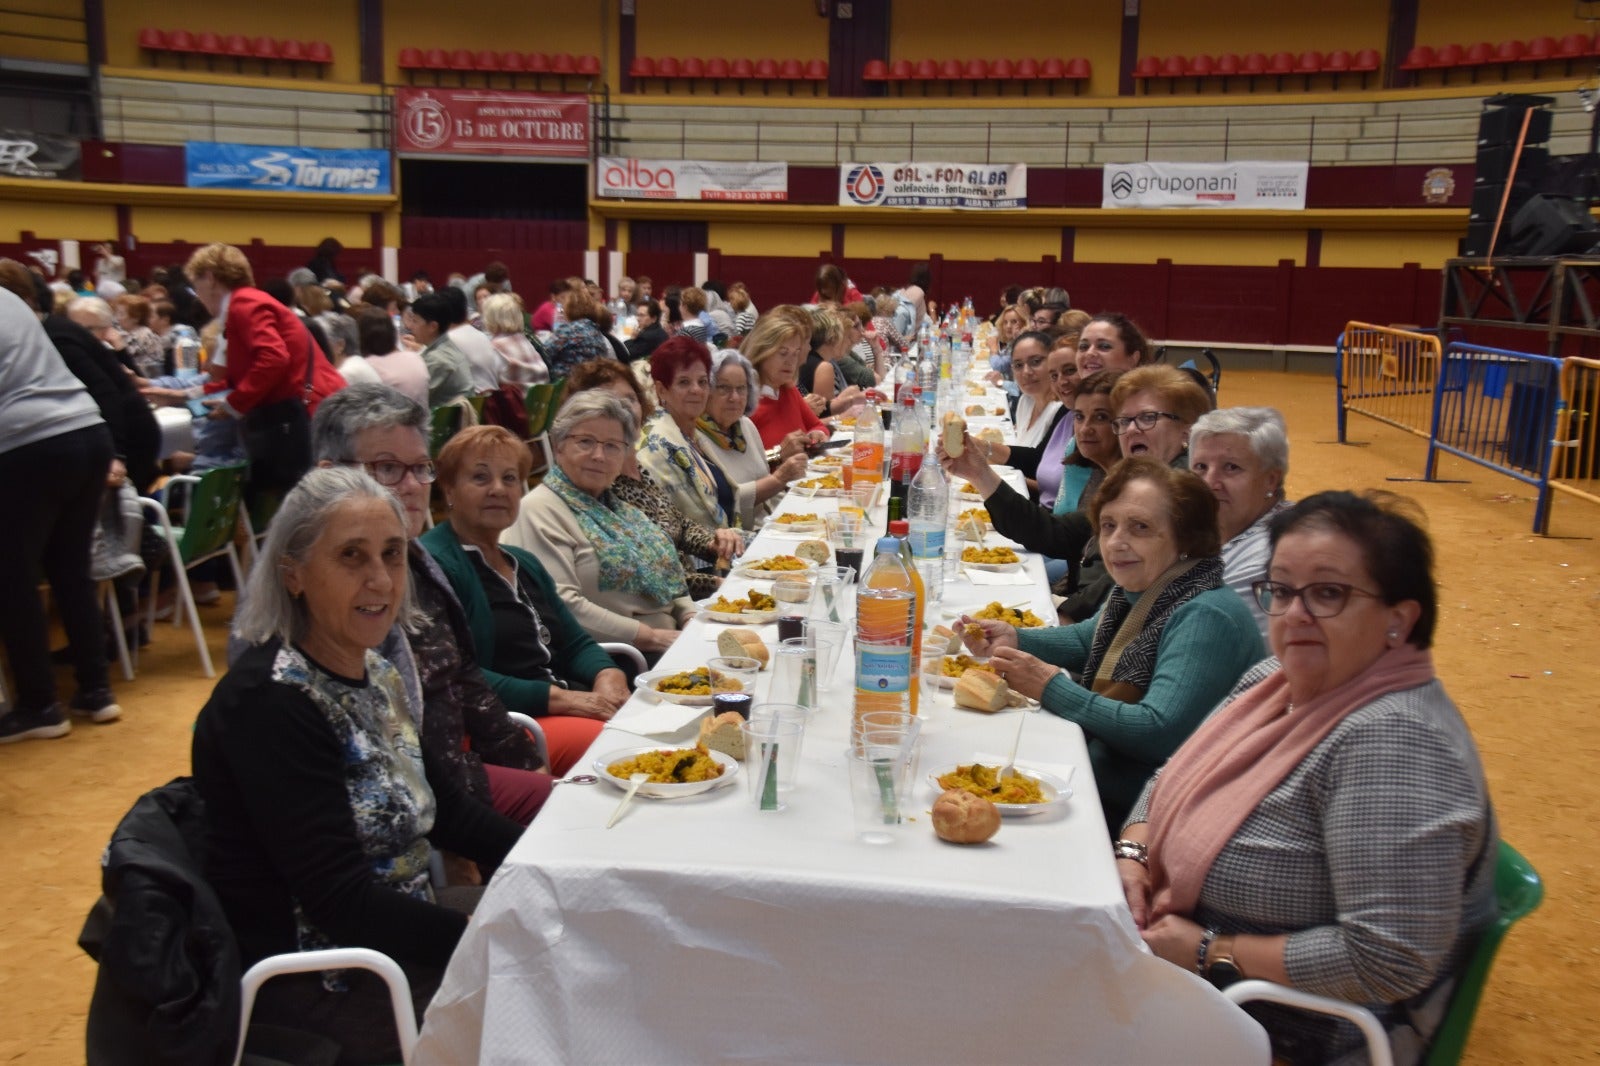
[849,742,909,843]
[750,702,810,766]
[707,656,760,696]
[742,716,803,811]
[803,619,848,685]
[810,565,856,623]
[772,638,821,710]
[920,646,948,705]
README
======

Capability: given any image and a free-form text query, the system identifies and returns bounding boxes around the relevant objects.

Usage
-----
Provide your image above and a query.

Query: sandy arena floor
[0,368,1595,1064]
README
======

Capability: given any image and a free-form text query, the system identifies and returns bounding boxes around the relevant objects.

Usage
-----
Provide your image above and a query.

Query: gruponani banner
[1102,161,1308,210]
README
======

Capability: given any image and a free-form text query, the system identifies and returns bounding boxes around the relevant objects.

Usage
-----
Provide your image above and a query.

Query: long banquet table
[415,398,1269,1064]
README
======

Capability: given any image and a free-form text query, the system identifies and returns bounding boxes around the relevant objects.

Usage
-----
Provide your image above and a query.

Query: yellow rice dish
[973,601,1045,628]
[741,554,809,572]
[937,763,1045,805]
[962,545,1019,564]
[773,512,821,525]
[607,745,725,784]
[941,655,997,679]
[654,667,742,697]
[797,473,843,490]
[708,590,776,614]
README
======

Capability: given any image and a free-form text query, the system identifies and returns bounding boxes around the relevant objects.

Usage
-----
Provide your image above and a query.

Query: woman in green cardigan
[422,425,630,774]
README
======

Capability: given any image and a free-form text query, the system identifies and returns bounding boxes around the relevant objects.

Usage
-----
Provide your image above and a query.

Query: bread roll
[698,711,746,760]
[931,788,1001,844]
[716,628,770,668]
[941,412,966,457]
[929,624,962,655]
[953,669,1009,712]
[975,426,1005,445]
[794,539,832,565]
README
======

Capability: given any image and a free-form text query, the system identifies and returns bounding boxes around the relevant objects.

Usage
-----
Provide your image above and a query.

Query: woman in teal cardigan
[423,426,630,774]
[963,459,1265,832]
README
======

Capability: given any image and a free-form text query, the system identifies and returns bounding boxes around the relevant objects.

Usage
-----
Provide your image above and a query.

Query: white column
[381,246,399,283]
[608,249,624,297]
[61,240,80,271]
[583,249,600,284]
[693,252,709,286]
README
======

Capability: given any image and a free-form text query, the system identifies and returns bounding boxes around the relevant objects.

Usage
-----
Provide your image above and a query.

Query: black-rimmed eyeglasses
[1251,580,1382,618]
[1111,411,1185,435]
[345,459,437,486]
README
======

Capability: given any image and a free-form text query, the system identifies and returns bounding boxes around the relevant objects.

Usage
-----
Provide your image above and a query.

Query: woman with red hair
[637,335,736,550]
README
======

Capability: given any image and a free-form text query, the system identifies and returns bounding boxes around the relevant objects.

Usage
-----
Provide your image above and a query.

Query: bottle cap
[875,536,901,553]
[889,519,910,536]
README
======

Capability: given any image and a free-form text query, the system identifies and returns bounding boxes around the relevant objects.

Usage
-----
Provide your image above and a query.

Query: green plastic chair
[141,463,249,678]
[1224,840,1543,1066]
[429,404,464,457]
[525,376,567,479]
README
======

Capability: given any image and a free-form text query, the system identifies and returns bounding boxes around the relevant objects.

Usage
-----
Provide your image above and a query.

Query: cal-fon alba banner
[596,158,788,201]
[1102,161,1308,210]
[839,162,1026,210]
[395,89,589,158]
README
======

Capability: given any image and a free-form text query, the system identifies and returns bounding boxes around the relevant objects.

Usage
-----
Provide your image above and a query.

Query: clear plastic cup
[742,715,804,810]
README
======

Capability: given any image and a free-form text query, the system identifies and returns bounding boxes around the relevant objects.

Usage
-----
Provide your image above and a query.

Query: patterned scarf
[696,412,747,454]
[545,465,687,605]
[1082,556,1223,702]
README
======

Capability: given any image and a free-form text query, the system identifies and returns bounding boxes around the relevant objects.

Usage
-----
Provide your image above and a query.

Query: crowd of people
[0,244,1497,1066]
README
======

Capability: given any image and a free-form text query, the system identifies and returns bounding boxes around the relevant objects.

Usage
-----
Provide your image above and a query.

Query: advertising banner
[1101,161,1308,210]
[596,157,788,201]
[185,142,390,194]
[838,162,1026,210]
[0,129,80,180]
[395,89,589,158]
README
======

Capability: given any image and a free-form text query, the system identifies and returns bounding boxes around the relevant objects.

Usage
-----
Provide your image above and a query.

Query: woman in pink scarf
[1115,491,1496,1066]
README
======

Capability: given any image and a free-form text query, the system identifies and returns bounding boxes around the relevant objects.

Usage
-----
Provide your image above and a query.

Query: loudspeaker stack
[1464,93,1555,257]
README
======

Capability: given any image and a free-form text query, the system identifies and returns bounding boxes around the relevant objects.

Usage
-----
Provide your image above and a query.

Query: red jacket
[219,287,345,416]
[751,384,826,449]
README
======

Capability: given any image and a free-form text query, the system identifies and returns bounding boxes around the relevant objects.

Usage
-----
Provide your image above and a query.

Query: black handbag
[240,319,316,491]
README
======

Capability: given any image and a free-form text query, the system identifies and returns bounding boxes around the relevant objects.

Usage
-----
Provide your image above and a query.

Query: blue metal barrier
[1424,342,1564,534]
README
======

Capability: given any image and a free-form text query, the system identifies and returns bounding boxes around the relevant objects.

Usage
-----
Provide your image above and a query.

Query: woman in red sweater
[747,305,832,450]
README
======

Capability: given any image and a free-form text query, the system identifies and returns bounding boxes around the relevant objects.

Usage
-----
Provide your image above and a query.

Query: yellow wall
[104,0,362,83]
[888,0,1122,96]
[130,205,371,247]
[711,222,832,257]
[844,224,1060,261]
[1138,0,1388,59]
[0,0,86,65]
[1074,226,1304,267]
[1318,228,1459,269]
[0,200,116,243]
[636,3,826,63]
[1416,0,1579,45]
[382,0,607,84]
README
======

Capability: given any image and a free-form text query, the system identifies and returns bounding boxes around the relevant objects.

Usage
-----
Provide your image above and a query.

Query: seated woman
[504,390,694,660]
[1188,407,1293,639]
[1005,330,1067,450]
[1076,311,1153,377]
[424,426,630,774]
[544,287,615,380]
[638,336,735,537]
[338,306,431,408]
[483,292,548,386]
[697,347,808,529]
[1118,491,1496,1066]
[798,306,864,417]
[748,305,833,450]
[836,302,882,388]
[980,330,1079,501]
[951,364,1213,591]
[566,358,744,599]
[963,459,1264,830]
[195,467,521,1064]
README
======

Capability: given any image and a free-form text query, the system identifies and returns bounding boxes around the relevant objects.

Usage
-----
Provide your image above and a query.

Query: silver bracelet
[1113,838,1148,866]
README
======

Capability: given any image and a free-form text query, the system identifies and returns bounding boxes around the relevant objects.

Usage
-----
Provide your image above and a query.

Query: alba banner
[596,158,788,201]
[1102,161,1308,210]
[838,162,1026,210]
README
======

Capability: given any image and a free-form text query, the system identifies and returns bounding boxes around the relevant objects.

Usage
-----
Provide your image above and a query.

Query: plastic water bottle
[171,324,201,374]
[906,439,949,613]
[888,395,926,508]
[916,336,938,420]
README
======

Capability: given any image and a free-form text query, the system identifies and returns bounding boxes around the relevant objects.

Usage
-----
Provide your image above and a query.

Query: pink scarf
[1146,645,1436,921]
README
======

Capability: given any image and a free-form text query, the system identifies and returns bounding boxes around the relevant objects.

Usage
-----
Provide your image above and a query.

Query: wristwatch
[1204,933,1244,989]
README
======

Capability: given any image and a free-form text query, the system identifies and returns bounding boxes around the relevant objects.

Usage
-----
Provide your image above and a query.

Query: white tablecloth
[416,455,1268,1063]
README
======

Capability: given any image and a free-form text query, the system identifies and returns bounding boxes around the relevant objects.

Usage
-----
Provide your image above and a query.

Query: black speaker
[1478,106,1553,148]
[1475,144,1549,187]
[1469,181,1535,227]
[1507,195,1600,256]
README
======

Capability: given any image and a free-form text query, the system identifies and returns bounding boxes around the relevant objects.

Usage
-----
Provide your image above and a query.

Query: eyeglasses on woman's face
[1251,580,1383,618]
[565,435,629,460]
[346,459,437,486]
[1111,410,1184,435]
[712,383,746,397]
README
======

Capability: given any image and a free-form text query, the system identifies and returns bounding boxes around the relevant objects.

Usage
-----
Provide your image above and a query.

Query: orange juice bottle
[851,399,884,491]
[855,533,924,723]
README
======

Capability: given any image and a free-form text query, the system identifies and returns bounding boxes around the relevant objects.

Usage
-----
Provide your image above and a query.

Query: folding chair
[142,464,249,678]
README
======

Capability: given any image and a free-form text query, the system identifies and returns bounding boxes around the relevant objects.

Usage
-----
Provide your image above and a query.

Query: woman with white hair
[193,465,520,1063]
[696,347,808,529]
[1188,406,1292,638]
[483,292,548,385]
[504,390,694,657]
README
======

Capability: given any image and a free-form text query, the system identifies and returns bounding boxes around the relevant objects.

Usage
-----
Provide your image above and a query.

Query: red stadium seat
[912,58,937,95]
[754,57,780,95]
[682,56,708,88]
[961,58,988,95]
[577,54,600,77]
[804,58,828,96]
[166,28,196,65]
[706,56,730,79]
[1431,43,1464,67]
[254,35,280,73]
[887,57,913,95]
[475,49,499,72]
[1039,56,1066,95]
[1526,35,1557,63]
[1494,38,1527,78]
[1188,53,1216,80]
[1322,49,1350,88]
[194,32,225,71]
[137,27,166,63]
[1063,56,1089,94]
[730,56,756,94]
[223,34,250,71]
[306,40,332,74]
[1239,52,1268,90]
[1399,44,1434,70]
[1296,50,1321,73]
[782,58,807,95]
[628,55,654,91]
[500,50,526,81]
[1160,54,1185,77]
[1557,33,1590,61]
[397,46,424,72]
[1214,52,1241,90]
[1351,47,1380,72]
[1132,55,1161,82]
[278,38,307,77]
[863,58,888,81]
[550,51,576,89]
[990,57,1016,82]
[1010,55,1038,94]
[656,56,681,94]
[448,48,474,84]
[1462,42,1494,81]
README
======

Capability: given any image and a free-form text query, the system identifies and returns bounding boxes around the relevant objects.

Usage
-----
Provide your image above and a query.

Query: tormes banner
[185,142,390,194]
[596,158,788,201]
[838,162,1026,210]
[394,88,589,158]
[1101,161,1308,210]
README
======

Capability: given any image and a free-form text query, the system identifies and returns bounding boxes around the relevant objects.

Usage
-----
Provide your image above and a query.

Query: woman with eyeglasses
[696,347,808,530]
[1116,491,1495,1066]
[962,459,1264,830]
[504,390,694,660]
[747,305,833,450]
[637,336,735,537]
[422,425,630,774]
